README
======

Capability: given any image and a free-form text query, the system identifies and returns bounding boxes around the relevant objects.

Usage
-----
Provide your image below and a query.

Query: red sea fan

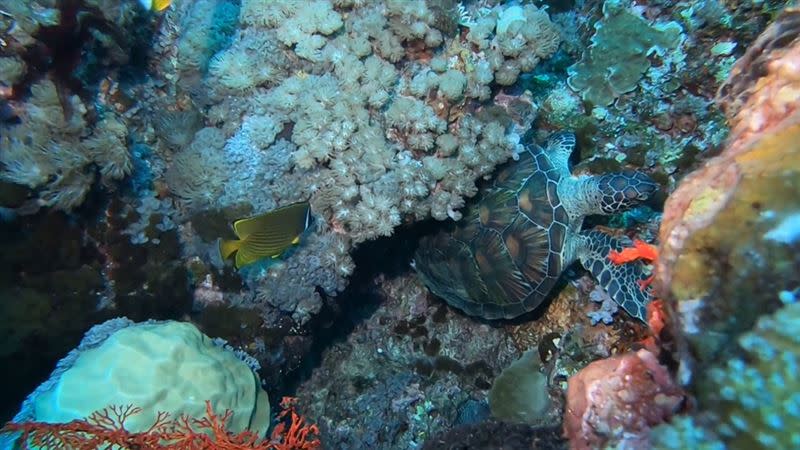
[1,397,320,450]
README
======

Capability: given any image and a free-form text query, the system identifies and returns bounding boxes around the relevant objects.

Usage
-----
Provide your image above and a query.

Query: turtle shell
[414,146,571,319]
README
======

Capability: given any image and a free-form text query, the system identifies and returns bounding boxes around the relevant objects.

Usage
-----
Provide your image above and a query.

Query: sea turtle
[413,132,657,321]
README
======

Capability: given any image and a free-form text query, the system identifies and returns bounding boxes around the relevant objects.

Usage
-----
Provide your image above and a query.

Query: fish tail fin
[219,239,242,261]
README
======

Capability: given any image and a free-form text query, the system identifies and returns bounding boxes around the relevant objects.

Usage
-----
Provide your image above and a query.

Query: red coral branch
[607,239,658,265]
[608,240,669,340]
[1,398,321,450]
[269,397,321,450]
[608,239,659,291]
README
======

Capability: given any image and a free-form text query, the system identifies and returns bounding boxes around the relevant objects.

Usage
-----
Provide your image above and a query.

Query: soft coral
[607,239,658,290]
[607,240,667,338]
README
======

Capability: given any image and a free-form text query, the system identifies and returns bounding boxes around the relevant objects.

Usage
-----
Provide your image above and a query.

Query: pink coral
[564,349,684,450]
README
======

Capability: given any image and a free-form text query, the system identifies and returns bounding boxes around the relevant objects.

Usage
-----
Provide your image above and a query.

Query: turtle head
[596,170,658,214]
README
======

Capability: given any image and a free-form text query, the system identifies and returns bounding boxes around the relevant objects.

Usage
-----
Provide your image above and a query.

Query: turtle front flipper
[577,230,652,321]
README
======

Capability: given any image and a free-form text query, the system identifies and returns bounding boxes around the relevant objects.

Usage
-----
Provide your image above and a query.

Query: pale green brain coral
[32,321,271,436]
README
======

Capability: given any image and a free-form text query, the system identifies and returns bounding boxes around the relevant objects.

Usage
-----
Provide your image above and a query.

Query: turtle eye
[630,172,658,198]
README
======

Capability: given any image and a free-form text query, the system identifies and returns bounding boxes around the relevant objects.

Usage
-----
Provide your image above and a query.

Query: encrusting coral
[567,0,684,107]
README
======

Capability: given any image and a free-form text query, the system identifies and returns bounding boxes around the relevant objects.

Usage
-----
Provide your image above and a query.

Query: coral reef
[241,230,353,325]
[463,3,562,86]
[0,0,164,211]
[175,0,239,78]
[0,80,131,210]
[164,127,228,209]
[183,0,561,244]
[637,10,800,450]
[698,299,800,448]
[558,8,800,450]
[1,2,794,450]
[422,421,566,450]
[649,298,800,450]
[134,0,565,334]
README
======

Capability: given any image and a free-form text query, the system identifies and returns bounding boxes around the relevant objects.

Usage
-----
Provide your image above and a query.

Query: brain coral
[24,319,270,437]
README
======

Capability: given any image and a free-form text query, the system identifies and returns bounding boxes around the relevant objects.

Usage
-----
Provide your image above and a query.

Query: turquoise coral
[702,300,800,448]
[651,299,800,449]
[650,416,725,450]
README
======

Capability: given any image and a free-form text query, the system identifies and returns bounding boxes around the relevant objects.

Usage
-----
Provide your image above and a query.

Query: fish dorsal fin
[152,0,172,12]
[232,202,310,238]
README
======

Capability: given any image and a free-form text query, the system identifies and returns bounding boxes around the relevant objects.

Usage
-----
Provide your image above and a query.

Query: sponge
[31,321,270,436]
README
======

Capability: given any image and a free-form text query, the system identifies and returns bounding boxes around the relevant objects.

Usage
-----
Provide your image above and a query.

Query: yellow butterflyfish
[219,201,312,269]
[138,0,172,12]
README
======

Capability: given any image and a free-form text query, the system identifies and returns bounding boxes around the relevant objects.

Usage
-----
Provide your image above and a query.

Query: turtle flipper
[577,230,652,321]
[413,231,497,314]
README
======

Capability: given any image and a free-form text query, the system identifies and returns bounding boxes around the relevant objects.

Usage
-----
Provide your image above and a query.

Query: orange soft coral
[607,239,658,265]
[1,398,320,450]
[608,240,667,339]
[608,239,658,290]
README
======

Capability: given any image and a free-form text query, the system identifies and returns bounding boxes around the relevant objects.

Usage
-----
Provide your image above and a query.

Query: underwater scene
[0,0,798,448]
